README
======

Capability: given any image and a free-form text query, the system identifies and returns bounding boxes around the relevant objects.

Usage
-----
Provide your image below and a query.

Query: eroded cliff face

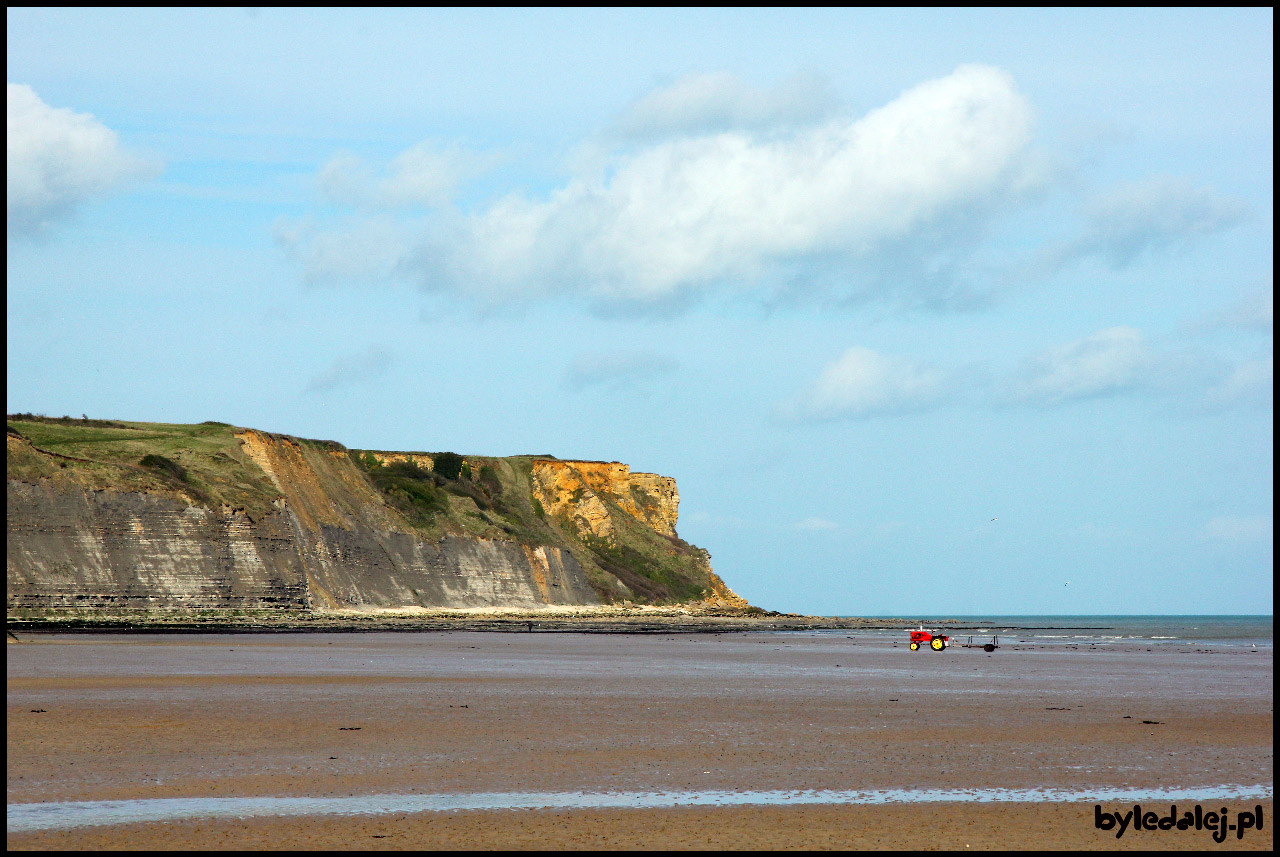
[7,420,744,612]
[6,479,309,609]
[526,457,745,609]
[234,430,395,534]
[530,459,679,540]
[8,429,598,610]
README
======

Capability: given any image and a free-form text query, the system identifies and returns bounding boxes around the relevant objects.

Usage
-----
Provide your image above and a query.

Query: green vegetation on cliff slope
[7,415,727,606]
[7,418,279,514]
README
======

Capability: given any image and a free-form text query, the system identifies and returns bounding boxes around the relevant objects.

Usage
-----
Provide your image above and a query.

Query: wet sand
[7,631,1273,850]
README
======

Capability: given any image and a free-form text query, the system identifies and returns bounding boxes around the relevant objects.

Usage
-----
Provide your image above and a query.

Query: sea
[832,615,1273,650]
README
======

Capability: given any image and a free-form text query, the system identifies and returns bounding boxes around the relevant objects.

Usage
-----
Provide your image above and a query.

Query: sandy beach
[7,629,1272,850]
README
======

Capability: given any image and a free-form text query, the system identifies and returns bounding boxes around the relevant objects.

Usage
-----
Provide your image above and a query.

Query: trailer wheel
[930,637,945,651]
[984,643,996,653]
[909,641,920,650]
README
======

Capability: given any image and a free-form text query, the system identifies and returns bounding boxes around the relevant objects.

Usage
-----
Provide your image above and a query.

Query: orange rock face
[365,452,437,471]
[530,460,679,541]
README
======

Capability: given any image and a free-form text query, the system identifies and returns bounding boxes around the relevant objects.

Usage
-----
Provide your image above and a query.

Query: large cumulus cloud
[281,65,1036,308]
[7,84,158,234]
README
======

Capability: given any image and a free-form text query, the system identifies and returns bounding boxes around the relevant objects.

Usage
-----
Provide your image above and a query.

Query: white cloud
[273,215,413,285]
[796,517,839,531]
[317,143,489,210]
[791,346,944,419]
[1049,177,1248,271]
[288,64,1035,308]
[1009,326,1158,404]
[7,83,158,233]
[610,71,838,140]
[1006,326,1265,409]
[1201,515,1273,545]
[786,327,1261,418]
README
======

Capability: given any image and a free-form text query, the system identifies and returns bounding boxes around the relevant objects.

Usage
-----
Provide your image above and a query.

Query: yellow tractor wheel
[909,641,920,651]
[930,637,945,651]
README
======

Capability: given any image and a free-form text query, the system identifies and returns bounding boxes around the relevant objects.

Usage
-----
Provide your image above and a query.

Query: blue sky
[7,8,1272,615]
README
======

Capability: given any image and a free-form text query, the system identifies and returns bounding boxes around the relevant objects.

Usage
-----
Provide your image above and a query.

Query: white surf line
[8,785,1273,834]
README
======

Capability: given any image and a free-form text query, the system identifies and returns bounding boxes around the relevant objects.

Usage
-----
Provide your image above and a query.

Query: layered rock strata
[7,423,742,611]
[8,431,597,610]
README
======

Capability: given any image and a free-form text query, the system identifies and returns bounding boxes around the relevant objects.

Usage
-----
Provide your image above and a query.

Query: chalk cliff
[6,418,746,612]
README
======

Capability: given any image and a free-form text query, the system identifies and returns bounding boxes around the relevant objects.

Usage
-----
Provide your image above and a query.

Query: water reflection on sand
[8,784,1274,833]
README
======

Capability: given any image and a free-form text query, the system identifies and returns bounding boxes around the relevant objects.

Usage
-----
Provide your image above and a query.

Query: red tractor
[908,626,949,651]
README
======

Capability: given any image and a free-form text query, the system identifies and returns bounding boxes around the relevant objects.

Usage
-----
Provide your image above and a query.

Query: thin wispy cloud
[1204,288,1273,334]
[1004,326,1268,412]
[1007,326,1157,405]
[785,346,946,420]
[274,215,414,285]
[609,71,839,140]
[784,324,1265,419]
[317,143,494,210]
[563,350,679,391]
[1204,356,1273,409]
[1201,515,1273,545]
[7,83,160,234]
[1041,177,1249,273]
[305,347,394,394]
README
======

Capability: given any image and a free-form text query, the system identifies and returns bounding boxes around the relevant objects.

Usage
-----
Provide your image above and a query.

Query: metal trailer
[959,635,1000,652]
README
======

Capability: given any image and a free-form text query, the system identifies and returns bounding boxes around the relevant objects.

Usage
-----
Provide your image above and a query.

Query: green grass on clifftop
[8,415,730,607]
[7,417,281,515]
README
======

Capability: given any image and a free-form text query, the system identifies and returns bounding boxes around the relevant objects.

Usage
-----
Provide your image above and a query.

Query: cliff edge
[6,416,747,614]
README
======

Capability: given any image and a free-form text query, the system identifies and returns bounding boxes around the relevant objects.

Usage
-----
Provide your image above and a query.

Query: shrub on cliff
[368,460,449,521]
[139,454,188,482]
[383,460,430,481]
[477,464,502,497]
[580,533,708,604]
[299,437,346,452]
[385,481,449,517]
[9,413,126,429]
[432,452,466,481]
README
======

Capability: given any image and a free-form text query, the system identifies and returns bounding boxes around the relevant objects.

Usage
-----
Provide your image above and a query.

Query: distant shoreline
[6,606,957,635]
[11,609,1257,637]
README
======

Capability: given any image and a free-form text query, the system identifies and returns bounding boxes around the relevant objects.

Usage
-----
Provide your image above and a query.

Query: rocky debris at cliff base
[5,605,924,634]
